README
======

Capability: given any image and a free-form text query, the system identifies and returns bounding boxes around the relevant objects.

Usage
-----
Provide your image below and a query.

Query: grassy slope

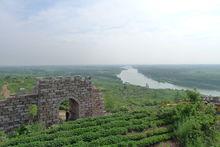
[93,75,187,112]
[135,65,220,91]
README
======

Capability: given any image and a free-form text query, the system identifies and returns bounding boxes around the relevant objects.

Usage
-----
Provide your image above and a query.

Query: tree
[186,90,201,103]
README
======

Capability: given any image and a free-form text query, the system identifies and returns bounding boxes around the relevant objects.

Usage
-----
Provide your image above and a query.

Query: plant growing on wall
[28,104,38,123]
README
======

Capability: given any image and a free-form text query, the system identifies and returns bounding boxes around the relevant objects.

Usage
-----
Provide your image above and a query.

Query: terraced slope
[2,109,174,147]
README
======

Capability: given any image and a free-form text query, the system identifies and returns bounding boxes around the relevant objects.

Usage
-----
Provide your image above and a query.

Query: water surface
[117,66,220,96]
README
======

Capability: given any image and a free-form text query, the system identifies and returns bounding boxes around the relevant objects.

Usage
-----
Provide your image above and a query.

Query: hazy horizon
[1,0,220,65]
[1,64,220,67]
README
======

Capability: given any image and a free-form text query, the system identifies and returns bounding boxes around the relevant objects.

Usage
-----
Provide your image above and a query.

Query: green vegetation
[93,76,187,112]
[13,123,45,137]
[0,131,7,144]
[0,65,219,146]
[0,65,187,112]
[1,94,217,147]
[28,104,38,122]
[135,65,220,91]
[173,91,216,147]
[59,100,69,111]
[0,76,36,97]
[216,115,220,145]
[0,66,120,99]
[1,108,174,147]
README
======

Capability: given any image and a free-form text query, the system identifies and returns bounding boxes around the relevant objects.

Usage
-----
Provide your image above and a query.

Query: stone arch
[0,76,105,132]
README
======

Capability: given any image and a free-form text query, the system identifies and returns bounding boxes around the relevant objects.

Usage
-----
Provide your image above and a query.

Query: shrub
[26,123,45,133]
[0,131,7,143]
[28,104,38,121]
[186,90,201,103]
[174,101,216,146]
[16,125,30,136]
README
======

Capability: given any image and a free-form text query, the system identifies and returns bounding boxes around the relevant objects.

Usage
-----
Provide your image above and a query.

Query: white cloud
[0,0,220,65]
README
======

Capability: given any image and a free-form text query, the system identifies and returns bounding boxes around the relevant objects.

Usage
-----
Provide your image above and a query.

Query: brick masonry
[0,76,105,132]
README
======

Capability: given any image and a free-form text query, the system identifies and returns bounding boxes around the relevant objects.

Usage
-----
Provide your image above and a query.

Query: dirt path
[1,83,10,98]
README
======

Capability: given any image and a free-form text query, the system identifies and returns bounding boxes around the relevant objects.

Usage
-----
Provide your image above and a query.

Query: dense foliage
[173,91,217,147]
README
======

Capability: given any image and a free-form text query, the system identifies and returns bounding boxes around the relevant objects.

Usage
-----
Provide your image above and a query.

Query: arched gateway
[67,98,80,120]
[0,76,105,132]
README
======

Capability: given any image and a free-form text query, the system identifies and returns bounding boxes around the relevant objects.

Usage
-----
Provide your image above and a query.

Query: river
[117,66,220,96]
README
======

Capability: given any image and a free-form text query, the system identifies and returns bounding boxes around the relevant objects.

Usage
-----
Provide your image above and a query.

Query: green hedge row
[6,113,160,146]
[4,119,169,147]
[4,109,174,147]
[8,127,172,147]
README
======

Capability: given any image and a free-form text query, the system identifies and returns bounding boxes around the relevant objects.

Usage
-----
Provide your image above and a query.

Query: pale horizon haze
[1,0,220,65]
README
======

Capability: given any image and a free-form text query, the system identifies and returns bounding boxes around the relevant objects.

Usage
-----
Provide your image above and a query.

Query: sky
[0,0,220,65]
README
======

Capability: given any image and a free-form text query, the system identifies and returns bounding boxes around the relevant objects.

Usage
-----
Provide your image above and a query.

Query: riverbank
[117,66,220,96]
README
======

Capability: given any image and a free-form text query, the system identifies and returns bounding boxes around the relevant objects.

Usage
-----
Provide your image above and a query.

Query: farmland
[1,108,174,147]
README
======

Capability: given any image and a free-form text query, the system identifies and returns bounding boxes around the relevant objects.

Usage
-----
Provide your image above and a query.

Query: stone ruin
[0,76,105,132]
[204,96,220,113]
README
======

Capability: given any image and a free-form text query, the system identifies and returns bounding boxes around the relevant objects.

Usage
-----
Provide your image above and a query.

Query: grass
[93,76,187,112]
[0,76,36,97]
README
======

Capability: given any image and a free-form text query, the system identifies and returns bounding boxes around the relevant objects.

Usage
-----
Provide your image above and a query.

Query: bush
[28,104,38,119]
[186,90,201,103]
[0,131,7,143]
[25,123,45,133]
[16,125,30,136]
[174,101,216,146]
[59,100,69,111]
[15,123,45,136]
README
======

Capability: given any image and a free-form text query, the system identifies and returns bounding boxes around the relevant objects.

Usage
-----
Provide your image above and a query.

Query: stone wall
[204,96,220,113]
[0,76,105,132]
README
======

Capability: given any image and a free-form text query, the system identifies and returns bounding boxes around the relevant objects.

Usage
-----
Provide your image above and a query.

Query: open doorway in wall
[59,98,79,121]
